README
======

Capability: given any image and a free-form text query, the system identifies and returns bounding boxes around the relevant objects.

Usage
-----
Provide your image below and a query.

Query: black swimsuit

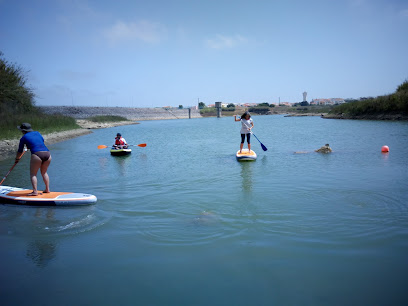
[33,151,51,162]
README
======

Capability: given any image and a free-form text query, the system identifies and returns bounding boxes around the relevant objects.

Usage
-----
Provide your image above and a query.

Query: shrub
[0,51,35,114]
[248,106,270,114]
[88,115,128,122]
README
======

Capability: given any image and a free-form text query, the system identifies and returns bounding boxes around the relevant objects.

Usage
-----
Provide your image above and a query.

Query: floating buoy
[381,145,389,153]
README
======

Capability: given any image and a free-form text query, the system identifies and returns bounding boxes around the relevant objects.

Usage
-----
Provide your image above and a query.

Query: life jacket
[115,137,125,145]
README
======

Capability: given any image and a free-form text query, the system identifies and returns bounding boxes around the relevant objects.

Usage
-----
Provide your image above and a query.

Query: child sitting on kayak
[113,133,128,149]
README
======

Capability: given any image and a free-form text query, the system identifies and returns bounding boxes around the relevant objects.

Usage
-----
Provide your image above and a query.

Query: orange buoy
[381,145,389,153]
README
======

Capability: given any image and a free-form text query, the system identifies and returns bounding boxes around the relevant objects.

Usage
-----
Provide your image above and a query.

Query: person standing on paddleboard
[234,112,254,153]
[15,123,51,196]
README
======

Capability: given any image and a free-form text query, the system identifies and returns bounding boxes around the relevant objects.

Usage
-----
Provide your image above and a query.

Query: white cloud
[205,34,248,49]
[104,20,166,44]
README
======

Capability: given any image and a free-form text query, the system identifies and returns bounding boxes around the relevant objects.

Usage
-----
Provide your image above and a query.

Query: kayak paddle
[97,143,147,149]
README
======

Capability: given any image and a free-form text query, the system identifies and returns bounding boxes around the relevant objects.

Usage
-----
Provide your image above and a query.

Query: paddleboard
[110,147,132,156]
[236,149,257,161]
[0,186,97,206]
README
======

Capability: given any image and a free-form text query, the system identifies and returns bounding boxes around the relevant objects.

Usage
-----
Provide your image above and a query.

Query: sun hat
[17,123,33,132]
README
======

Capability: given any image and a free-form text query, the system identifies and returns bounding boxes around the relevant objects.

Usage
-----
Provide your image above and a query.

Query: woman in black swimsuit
[15,123,52,196]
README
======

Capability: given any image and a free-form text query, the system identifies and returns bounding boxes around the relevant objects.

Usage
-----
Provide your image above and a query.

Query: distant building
[243,103,258,107]
[311,98,345,105]
[303,92,307,102]
[279,102,292,107]
[331,98,345,104]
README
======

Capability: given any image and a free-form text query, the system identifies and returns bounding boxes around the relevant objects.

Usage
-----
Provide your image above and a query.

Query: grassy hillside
[329,80,408,117]
[0,51,80,140]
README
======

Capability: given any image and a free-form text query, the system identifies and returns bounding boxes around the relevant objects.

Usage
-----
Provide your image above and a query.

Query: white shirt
[240,118,253,134]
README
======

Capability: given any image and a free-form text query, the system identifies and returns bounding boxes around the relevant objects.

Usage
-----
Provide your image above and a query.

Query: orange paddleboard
[0,186,97,206]
[236,149,257,161]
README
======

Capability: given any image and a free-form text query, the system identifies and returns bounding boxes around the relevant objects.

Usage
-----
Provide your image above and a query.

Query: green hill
[327,80,408,120]
[0,51,79,140]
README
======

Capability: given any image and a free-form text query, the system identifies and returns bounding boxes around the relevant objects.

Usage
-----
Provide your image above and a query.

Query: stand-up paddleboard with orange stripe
[0,186,97,206]
[236,149,257,161]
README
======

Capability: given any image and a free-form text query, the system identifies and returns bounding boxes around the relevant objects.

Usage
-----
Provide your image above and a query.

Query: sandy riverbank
[0,120,138,161]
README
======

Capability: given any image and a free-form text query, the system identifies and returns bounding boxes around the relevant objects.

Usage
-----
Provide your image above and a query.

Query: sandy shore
[0,120,138,161]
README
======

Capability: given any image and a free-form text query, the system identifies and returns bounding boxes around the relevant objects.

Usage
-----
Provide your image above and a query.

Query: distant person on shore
[15,123,51,196]
[234,112,254,153]
[113,133,128,149]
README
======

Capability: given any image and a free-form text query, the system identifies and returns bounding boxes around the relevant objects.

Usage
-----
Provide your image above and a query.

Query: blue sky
[1,0,407,107]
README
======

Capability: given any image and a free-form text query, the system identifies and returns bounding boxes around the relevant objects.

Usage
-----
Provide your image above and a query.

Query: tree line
[329,80,408,116]
[0,51,78,140]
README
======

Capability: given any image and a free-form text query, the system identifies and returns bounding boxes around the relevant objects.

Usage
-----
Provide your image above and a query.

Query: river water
[1,115,407,305]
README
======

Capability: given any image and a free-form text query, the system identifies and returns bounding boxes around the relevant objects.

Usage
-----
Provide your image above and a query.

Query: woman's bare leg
[40,155,52,193]
[29,154,42,195]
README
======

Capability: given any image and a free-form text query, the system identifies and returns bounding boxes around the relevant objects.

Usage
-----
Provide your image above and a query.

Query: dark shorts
[241,133,251,144]
[33,151,51,162]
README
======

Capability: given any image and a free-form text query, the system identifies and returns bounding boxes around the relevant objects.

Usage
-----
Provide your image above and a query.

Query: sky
[0,0,407,108]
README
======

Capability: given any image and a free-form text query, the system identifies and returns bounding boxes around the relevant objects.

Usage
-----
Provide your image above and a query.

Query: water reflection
[381,152,389,162]
[240,162,253,192]
[28,208,57,267]
[98,157,108,169]
[26,239,57,268]
[112,155,131,176]
[35,207,55,219]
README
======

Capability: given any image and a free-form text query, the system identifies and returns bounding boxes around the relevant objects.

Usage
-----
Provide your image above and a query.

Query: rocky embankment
[39,106,202,120]
[0,106,202,161]
[322,113,408,120]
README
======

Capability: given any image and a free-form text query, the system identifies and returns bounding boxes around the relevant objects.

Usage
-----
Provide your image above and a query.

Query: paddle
[250,132,268,151]
[241,118,268,151]
[97,143,147,149]
[0,150,27,186]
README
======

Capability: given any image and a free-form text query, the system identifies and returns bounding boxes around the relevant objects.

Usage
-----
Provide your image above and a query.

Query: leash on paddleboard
[238,116,268,151]
[0,149,27,186]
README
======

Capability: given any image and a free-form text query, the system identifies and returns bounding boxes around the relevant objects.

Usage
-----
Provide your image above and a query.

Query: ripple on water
[0,205,111,237]
[115,209,246,246]
[238,186,408,248]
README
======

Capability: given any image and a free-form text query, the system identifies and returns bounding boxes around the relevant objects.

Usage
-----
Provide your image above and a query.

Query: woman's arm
[234,115,241,122]
[15,151,24,162]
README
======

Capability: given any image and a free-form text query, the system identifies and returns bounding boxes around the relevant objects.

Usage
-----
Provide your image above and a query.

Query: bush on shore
[199,107,217,116]
[0,112,79,140]
[0,51,34,115]
[330,80,408,116]
[0,51,80,140]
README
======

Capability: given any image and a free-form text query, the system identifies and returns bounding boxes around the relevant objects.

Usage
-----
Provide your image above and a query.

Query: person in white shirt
[234,112,254,153]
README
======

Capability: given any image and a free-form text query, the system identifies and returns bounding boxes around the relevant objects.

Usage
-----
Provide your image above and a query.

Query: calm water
[1,115,407,305]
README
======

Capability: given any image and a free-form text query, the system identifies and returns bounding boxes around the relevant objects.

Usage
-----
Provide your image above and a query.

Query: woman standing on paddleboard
[234,112,254,153]
[15,123,51,196]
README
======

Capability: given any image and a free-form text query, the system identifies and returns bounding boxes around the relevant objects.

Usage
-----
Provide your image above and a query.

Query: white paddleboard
[0,186,97,206]
[236,149,257,161]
